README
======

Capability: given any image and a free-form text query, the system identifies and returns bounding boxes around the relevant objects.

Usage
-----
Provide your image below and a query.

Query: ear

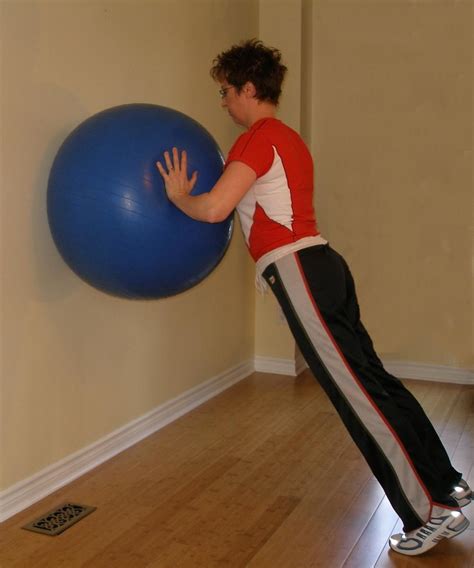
[243,82,257,98]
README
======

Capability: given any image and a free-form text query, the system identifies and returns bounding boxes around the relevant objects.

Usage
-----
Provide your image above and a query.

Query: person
[156,39,471,556]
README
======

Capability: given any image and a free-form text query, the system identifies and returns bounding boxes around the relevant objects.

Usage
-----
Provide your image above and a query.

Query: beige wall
[311,1,472,368]
[0,0,257,491]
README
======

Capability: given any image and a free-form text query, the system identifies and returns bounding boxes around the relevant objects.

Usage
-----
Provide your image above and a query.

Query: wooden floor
[0,370,472,567]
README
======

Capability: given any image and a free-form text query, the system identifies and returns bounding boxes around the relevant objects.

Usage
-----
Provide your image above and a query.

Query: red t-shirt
[226,118,319,261]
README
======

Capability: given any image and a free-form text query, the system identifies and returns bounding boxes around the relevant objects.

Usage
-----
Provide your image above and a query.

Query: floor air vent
[22,503,97,536]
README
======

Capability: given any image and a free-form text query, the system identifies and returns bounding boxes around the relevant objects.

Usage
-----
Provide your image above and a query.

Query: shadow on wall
[30,86,86,303]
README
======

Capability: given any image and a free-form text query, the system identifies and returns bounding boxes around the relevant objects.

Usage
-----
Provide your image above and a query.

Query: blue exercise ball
[47,104,233,299]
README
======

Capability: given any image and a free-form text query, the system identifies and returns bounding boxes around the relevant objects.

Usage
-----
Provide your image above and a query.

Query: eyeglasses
[218,86,235,99]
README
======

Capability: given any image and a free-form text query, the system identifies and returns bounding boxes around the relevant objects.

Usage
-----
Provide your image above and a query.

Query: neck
[246,102,277,129]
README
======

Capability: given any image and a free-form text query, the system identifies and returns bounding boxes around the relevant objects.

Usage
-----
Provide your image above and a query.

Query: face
[219,81,249,128]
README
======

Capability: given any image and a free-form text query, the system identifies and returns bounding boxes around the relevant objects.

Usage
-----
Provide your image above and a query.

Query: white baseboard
[254,355,298,376]
[383,360,474,385]
[254,356,473,386]
[0,360,253,523]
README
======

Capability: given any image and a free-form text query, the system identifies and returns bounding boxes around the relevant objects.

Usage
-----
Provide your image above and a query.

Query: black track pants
[263,244,461,531]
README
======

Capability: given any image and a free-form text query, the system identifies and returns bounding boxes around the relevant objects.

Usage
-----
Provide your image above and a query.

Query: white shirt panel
[253,148,293,231]
[236,146,293,245]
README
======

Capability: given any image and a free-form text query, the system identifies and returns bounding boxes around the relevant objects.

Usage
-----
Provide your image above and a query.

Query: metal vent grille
[22,503,96,536]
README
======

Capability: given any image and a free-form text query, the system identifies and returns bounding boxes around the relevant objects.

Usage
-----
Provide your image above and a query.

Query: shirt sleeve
[226,130,274,178]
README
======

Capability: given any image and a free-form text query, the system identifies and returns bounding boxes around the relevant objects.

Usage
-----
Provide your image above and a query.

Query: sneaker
[450,478,472,508]
[389,507,470,556]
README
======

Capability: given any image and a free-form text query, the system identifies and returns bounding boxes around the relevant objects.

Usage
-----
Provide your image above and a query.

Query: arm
[156,147,256,223]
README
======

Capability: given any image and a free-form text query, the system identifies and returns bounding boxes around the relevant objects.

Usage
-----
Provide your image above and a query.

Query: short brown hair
[210,39,287,105]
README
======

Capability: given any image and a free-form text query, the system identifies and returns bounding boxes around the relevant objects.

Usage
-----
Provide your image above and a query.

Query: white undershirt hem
[254,235,328,293]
